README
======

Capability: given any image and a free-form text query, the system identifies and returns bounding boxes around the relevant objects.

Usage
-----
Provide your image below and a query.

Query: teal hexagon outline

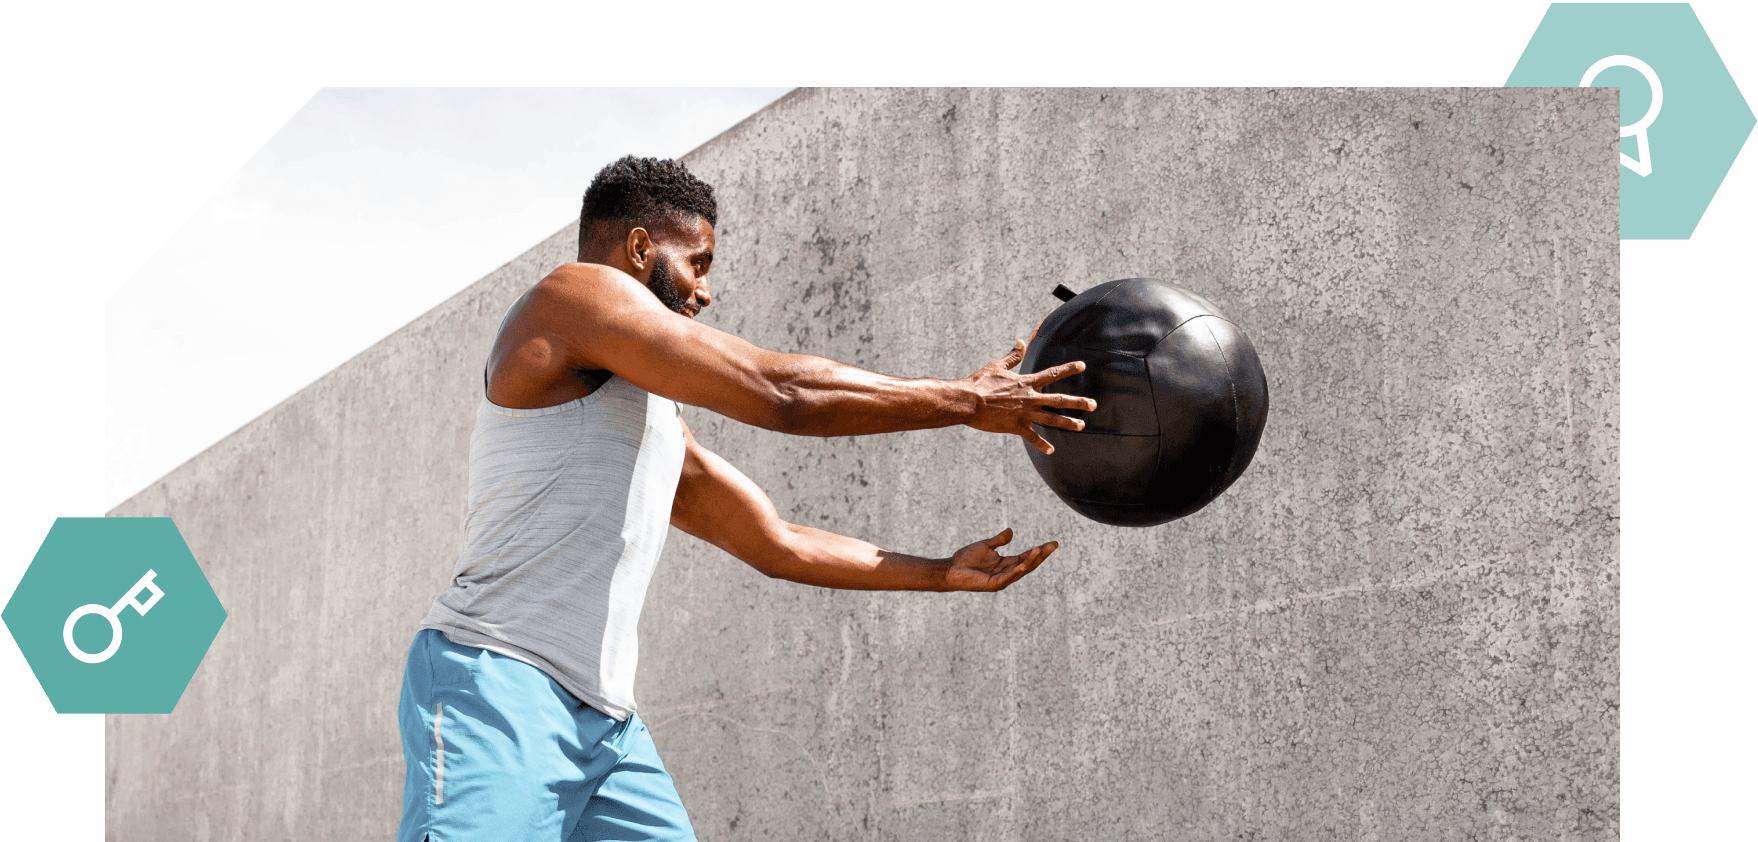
[2,517,226,713]
[1506,3,1756,239]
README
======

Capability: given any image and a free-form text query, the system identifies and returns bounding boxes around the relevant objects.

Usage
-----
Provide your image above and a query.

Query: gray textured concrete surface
[108,88,1619,841]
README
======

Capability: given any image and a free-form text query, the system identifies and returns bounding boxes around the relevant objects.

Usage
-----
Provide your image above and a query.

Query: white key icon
[1581,54,1663,177]
[63,570,165,664]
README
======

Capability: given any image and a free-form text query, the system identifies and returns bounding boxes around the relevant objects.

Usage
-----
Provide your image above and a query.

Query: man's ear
[625,227,654,272]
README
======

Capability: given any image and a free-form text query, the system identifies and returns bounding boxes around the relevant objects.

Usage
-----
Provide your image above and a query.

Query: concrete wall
[109,88,1619,841]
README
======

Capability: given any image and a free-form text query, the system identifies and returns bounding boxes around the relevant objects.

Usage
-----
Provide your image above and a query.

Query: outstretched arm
[670,420,1056,591]
[495,263,1097,453]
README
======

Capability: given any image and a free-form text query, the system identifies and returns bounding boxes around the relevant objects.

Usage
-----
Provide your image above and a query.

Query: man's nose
[696,286,713,309]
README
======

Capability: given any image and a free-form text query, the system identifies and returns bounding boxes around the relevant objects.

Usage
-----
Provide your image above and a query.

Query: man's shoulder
[487,264,645,407]
[517,263,654,324]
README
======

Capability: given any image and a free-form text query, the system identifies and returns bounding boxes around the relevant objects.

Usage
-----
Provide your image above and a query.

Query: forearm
[757,522,952,591]
[769,355,978,437]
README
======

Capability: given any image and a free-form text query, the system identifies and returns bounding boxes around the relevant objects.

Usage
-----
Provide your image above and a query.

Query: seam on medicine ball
[1225,378,1241,493]
[1033,283,1118,368]
[1201,318,1238,499]
[1146,334,1167,502]
[1149,315,1208,356]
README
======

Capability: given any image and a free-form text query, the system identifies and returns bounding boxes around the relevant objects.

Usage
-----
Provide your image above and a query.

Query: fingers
[1020,406,1090,449]
[993,339,1026,371]
[995,541,1057,590]
[1029,360,1086,386]
[1044,392,1098,412]
[949,536,1061,592]
[1028,410,1086,432]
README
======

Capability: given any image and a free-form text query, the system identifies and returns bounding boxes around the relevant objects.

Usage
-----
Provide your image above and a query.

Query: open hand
[944,527,1057,592]
[963,337,1097,454]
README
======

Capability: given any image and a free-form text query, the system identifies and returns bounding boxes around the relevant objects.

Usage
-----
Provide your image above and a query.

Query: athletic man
[397,156,1095,842]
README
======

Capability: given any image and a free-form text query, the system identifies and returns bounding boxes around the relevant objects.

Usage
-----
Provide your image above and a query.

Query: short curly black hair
[579,155,717,248]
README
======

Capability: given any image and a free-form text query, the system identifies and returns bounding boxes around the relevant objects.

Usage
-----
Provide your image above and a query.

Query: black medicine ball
[1020,278,1269,527]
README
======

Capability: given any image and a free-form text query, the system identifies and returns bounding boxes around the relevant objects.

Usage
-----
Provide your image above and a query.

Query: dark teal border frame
[3,0,1743,836]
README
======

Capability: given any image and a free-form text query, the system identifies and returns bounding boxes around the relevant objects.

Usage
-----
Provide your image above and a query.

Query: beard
[646,260,691,315]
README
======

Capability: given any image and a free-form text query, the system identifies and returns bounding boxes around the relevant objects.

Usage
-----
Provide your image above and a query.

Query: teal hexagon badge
[3,518,226,713]
[1507,3,1755,238]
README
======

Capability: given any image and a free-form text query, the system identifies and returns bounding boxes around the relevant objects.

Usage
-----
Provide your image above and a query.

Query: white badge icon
[62,569,165,664]
[1581,54,1663,176]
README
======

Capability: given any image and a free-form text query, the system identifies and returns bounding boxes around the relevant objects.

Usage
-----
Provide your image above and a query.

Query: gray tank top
[420,375,685,720]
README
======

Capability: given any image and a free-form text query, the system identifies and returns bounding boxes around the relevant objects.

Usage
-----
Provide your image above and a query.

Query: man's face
[645,215,715,318]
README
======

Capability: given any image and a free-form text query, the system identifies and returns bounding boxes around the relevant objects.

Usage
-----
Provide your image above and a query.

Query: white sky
[105,87,789,508]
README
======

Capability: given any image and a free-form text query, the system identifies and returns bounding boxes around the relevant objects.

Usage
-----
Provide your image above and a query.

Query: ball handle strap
[1051,284,1077,302]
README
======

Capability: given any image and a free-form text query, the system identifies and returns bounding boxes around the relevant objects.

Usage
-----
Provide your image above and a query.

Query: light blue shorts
[397,629,696,842]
